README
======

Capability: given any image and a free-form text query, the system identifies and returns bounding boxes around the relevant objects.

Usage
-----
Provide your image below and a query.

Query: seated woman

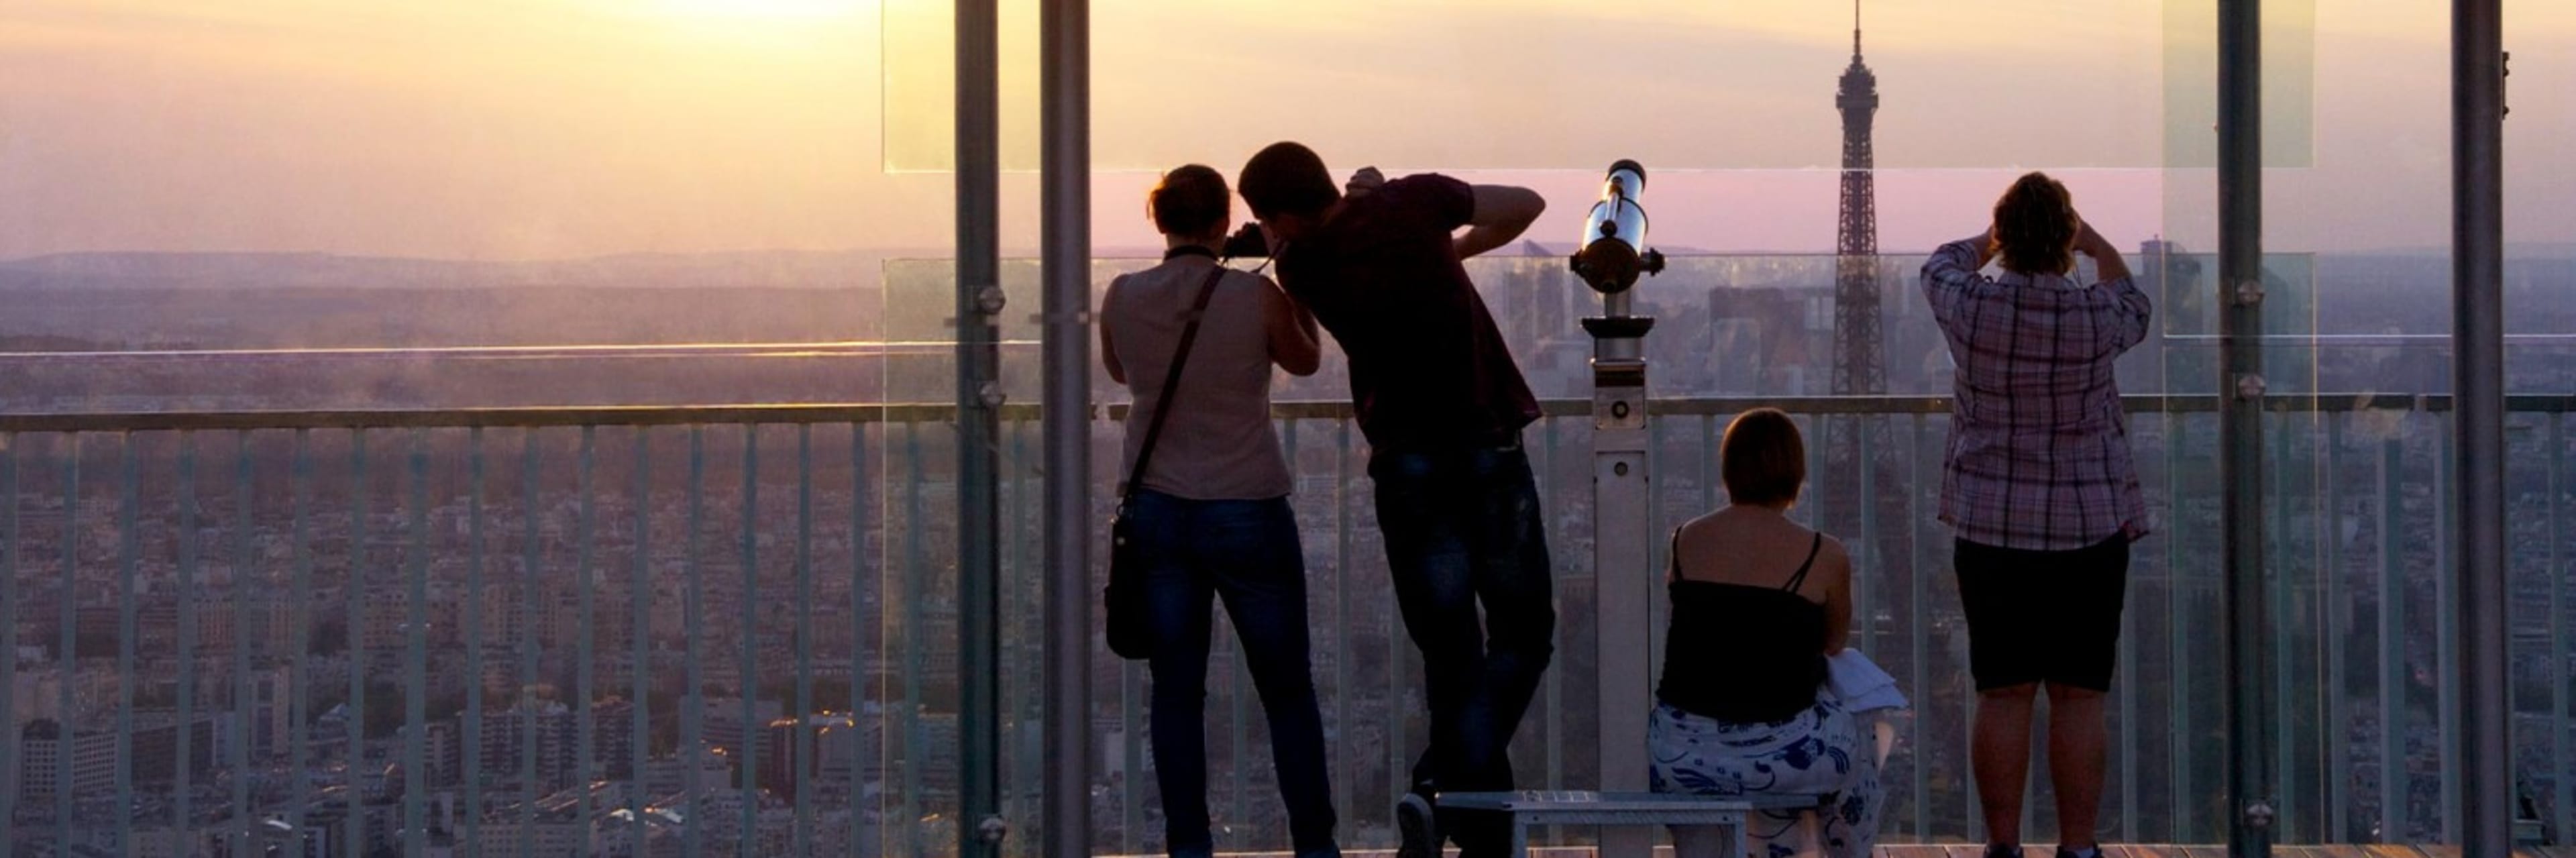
[1650,408,1882,858]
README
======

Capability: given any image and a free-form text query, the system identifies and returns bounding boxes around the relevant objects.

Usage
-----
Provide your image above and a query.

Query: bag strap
[1122,262,1230,502]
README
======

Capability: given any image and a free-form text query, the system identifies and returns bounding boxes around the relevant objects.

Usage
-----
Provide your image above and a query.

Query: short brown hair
[1721,408,1806,506]
[1150,164,1231,239]
[1990,171,2077,276]
[1237,142,1338,221]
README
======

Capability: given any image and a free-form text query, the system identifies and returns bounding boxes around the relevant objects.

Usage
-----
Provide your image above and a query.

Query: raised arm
[1452,184,1546,260]
[2077,219,2153,351]
[1260,276,1322,376]
[1920,228,1998,323]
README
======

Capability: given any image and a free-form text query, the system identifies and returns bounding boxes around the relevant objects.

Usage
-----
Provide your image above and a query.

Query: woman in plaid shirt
[1920,172,2151,858]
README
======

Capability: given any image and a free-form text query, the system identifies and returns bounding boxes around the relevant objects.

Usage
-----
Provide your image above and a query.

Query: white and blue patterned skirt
[1648,692,1883,858]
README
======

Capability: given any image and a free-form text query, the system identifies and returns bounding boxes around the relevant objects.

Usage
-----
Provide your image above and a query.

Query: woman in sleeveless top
[1649,409,1882,858]
[1099,165,1338,858]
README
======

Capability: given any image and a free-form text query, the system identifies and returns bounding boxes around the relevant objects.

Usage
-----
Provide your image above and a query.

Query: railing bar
[0,437,15,849]
[1801,414,1823,531]
[2167,410,2192,843]
[2272,415,2299,842]
[2322,417,2349,842]
[1858,417,1879,660]
[739,425,763,858]
[575,425,599,858]
[115,431,137,857]
[684,425,707,858]
[405,427,433,857]
[2435,419,2461,841]
[1329,418,1356,838]
[794,424,816,858]
[851,422,872,858]
[900,420,926,857]
[2552,412,2572,853]
[227,431,256,853]
[289,430,314,852]
[466,427,488,858]
[1700,413,1718,515]
[347,429,370,858]
[2379,437,2406,843]
[1230,612,1250,851]
[1541,414,1563,821]
[518,429,543,858]
[1008,415,1037,843]
[175,431,199,843]
[17,392,2576,435]
[55,435,77,851]
[630,427,655,858]
[1907,413,1930,840]
[2120,437,2140,848]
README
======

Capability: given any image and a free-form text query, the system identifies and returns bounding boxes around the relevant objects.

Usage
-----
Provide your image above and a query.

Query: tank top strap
[1781,533,1823,593]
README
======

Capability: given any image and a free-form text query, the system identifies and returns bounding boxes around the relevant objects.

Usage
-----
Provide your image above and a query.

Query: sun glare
[658,0,867,18]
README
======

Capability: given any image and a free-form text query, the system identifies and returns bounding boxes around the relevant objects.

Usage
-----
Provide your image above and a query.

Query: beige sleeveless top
[1104,256,1293,500]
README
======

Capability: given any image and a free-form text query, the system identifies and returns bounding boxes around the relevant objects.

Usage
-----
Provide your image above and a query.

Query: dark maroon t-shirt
[1274,174,1542,451]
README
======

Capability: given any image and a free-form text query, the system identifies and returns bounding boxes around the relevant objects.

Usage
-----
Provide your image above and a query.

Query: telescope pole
[1590,275,1655,858]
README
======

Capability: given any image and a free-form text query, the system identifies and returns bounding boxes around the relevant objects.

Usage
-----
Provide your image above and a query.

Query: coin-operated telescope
[1570,159,1667,295]
[1580,160,1661,858]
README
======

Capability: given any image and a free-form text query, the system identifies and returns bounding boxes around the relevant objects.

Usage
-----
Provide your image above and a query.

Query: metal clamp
[2244,801,2277,830]
[2236,373,2268,402]
[2233,278,2266,308]
[977,815,1010,845]
[975,285,1008,317]
[977,381,1006,411]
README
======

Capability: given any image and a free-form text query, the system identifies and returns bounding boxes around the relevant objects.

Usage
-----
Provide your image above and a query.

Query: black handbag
[1104,261,1230,661]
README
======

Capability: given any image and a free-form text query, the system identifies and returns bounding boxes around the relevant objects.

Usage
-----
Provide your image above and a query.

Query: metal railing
[1,394,2569,856]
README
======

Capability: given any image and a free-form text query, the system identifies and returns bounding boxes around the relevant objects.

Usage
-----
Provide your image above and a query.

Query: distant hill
[0,250,938,291]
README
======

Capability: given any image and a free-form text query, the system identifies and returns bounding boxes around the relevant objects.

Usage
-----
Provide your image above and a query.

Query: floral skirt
[1647,695,1882,858]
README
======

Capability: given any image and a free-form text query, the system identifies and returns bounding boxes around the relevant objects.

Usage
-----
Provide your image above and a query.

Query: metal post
[1038,0,1093,855]
[2451,1,2510,854]
[1591,287,1654,858]
[2217,2,2275,858]
[953,0,1005,854]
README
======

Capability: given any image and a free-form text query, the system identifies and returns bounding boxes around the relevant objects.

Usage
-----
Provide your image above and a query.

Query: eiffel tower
[1822,0,1904,649]
[1833,0,1882,398]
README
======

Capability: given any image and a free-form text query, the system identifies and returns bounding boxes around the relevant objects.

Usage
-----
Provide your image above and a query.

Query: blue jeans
[1369,443,1557,857]
[1131,490,1339,858]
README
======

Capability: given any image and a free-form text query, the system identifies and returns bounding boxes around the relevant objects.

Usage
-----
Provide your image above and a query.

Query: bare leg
[1973,684,2041,847]
[2045,684,2109,851]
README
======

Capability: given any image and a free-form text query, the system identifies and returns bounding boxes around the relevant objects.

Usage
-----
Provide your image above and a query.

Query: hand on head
[1346,166,1385,197]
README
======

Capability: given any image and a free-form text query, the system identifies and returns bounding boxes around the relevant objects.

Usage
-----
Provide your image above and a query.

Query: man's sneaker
[2057,847,2104,858]
[1983,845,2024,858]
[1395,792,1440,858]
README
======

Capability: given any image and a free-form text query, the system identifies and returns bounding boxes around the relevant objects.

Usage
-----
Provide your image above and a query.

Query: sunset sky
[3,0,2572,262]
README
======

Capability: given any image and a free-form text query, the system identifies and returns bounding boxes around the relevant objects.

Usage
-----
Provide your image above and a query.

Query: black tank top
[1654,533,1829,725]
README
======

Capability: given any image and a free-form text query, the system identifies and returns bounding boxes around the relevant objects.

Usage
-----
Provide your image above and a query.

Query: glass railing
[1,394,2569,857]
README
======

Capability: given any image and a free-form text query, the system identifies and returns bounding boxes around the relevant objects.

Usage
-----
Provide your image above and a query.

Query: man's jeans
[1369,442,1557,856]
[1131,490,1339,858]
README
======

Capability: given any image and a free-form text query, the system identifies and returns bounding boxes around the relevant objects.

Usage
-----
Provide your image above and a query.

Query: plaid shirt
[1921,238,2153,551]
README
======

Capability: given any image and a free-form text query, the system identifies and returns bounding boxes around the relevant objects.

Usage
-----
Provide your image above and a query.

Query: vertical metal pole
[2218,1,2275,857]
[1592,294,1654,858]
[2451,1,2511,854]
[954,0,1005,853]
[1038,0,1093,855]
[2378,438,2408,843]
